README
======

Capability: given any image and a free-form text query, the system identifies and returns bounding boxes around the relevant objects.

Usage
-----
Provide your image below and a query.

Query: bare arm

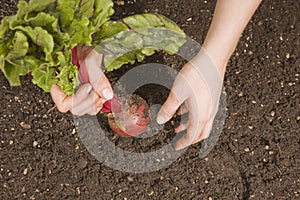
[157,0,262,150]
[202,0,262,74]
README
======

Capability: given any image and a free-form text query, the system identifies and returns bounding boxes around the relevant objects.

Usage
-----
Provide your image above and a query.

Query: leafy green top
[0,0,185,95]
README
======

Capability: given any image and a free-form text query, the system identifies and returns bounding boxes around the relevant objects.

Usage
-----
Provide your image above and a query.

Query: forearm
[200,0,262,74]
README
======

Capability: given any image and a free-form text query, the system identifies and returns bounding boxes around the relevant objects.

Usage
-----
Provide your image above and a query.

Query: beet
[107,94,151,137]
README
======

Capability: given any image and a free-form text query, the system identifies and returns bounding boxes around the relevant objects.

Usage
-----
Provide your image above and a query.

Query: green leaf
[19,55,41,76]
[57,63,79,95]
[28,0,55,12]
[25,12,57,31]
[92,0,115,28]
[32,64,57,92]
[5,31,29,66]
[0,17,10,39]
[0,18,10,65]
[123,14,151,28]
[68,18,95,48]
[17,0,55,19]
[25,12,68,49]
[2,61,21,86]
[54,51,80,95]
[78,0,95,19]
[0,31,29,86]
[93,21,127,42]
[13,26,54,61]
[94,14,186,71]
[57,0,75,27]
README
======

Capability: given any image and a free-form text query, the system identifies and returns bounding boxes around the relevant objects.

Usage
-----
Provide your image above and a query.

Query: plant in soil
[0,0,186,136]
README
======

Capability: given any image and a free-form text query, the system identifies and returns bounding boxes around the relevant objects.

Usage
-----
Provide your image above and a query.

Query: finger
[157,91,184,124]
[71,89,100,116]
[175,122,189,133]
[87,102,104,116]
[79,90,107,115]
[202,118,214,139]
[85,98,106,116]
[92,72,113,100]
[175,112,203,150]
[85,50,114,100]
[177,104,189,115]
[95,98,106,109]
[50,85,73,113]
[192,120,214,145]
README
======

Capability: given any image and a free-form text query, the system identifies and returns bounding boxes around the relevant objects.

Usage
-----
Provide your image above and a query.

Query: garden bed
[0,0,299,199]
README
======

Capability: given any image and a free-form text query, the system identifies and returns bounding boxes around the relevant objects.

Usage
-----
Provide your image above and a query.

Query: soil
[0,0,299,199]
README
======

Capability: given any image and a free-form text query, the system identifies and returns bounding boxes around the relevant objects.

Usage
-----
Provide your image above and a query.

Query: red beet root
[107,94,151,137]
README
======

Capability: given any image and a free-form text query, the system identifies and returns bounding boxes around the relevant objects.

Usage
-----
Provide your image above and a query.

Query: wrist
[192,46,229,79]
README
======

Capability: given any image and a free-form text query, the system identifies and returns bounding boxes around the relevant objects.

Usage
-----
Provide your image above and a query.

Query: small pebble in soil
[20,122,31,129]
[127,176,134,182]
[23,168,28,175]
[265,145,270,150]
[76,187,81,195]
[21,186,26,193]
[33,141,38,147]
[270,111,275,117]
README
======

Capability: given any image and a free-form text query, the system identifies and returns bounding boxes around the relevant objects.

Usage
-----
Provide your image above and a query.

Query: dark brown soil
[0,0,299,199]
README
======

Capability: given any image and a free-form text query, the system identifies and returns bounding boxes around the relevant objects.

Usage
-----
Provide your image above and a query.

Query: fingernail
[102,88,113,100]
[86,85,93,94]
[156,115,165,124]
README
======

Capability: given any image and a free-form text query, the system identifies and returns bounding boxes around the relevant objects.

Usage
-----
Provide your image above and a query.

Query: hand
[50,47,113,116]
[156,52,225,150]
[155,0,262,150]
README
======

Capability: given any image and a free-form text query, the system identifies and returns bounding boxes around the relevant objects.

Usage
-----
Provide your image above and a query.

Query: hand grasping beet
[73,46,151,137]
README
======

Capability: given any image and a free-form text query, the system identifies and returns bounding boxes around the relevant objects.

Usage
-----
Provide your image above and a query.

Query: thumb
[94,73,114,100]
[85,50,114,100]
[157,91,184,124]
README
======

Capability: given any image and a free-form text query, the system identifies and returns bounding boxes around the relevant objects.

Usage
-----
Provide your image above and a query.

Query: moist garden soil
[0,0,299,199]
